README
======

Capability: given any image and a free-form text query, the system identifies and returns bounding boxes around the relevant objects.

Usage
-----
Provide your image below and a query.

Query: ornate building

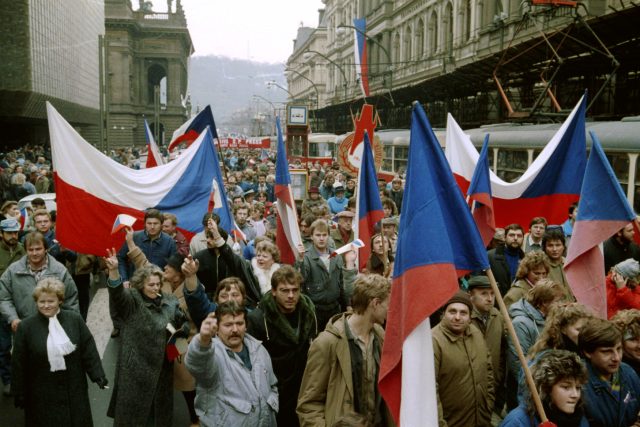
[287,0,640,133]
[104,0,193,147]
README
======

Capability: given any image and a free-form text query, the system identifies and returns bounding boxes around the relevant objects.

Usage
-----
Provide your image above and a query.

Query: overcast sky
[176,0,325,63]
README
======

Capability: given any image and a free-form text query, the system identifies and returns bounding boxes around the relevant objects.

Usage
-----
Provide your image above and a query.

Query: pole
[305,50,348,102]
[104,37,110,153]
[154,85,160,144]
[98,35,104,151]
[485,269,548,423]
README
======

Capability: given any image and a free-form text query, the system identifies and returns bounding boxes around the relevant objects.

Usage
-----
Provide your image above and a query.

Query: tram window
[533,150,542,161]
[605,153,629,186]
[291,137,304,157]
[308,142,319,157]
[394,146,409,173]
[382,145,393,172]
[496,149,528,183]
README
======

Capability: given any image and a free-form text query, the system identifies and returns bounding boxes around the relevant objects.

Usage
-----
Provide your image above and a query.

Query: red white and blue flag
[274,117,303,264]
[354,132,384,270]
[353,18,370,98]
[19,208,29,231]
[446,94,587,227]
[467,134,495,246]
[168,105,218,152]
[564,132,637,319]
[144,119,165,168]
[47,102,231,255]
[379,102,489,426]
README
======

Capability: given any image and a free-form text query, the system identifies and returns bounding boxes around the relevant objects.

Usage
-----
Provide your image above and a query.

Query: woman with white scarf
[11,278,107,426]
[252,240,281,295]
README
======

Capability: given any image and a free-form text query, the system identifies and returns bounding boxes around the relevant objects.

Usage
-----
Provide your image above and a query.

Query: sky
[177,0,325,63]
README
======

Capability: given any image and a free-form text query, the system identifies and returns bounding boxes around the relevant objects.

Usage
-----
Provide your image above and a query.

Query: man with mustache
[0,218,25,396]
[579,318,640,427]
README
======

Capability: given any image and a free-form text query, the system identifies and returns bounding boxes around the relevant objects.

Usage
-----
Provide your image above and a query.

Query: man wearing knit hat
[606,258,640,318]
[432,290,495,427]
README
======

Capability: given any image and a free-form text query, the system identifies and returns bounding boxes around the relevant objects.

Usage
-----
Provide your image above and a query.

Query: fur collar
[251,257,280,295]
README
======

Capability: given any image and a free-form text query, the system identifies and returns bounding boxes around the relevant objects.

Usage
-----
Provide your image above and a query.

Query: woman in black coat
[104,249,189,427]
[11,277,107,427]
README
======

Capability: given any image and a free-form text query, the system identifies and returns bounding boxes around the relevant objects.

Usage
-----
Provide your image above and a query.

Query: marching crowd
[1,145,640,427]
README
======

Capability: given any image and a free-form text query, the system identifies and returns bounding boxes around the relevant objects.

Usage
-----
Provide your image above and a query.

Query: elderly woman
[252,240,281,295]
[612,309,640,376]
[501,350,589,427]
[11,278,107,426]
[104,249,189,427]
[606,258,640,319]
[364,233,394,277]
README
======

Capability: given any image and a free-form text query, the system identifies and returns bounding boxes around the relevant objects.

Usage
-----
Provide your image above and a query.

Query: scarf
[47,311,76,372]
[543,400,585,427]
[252,258,280,295]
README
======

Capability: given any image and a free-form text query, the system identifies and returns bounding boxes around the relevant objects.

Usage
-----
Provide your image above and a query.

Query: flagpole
[485,268,548,423]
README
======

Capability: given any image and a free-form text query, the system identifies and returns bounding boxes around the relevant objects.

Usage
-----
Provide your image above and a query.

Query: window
[404,25,412,61]
[382,145,394,172]
[496,149,528,183]
[429,11,438,55]
[416,19,425,58]
[394,146,409,173]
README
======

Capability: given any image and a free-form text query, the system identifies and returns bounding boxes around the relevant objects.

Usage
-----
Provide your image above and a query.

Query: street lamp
[285,68,319,129]
[253,94,277,136]
[266,80,294,99]
[336,25,394,104]
[303,50,348,102]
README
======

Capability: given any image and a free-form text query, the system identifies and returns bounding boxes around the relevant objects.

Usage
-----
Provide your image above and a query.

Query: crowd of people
[1,145,640,427]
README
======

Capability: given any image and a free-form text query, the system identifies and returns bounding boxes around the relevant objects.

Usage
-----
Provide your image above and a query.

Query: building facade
[0,0,104,148]
[287,0,640,133]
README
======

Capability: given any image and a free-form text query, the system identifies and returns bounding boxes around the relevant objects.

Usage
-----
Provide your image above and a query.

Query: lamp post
[336,24,394,104]
[285,68,319,129]
[253,94,277,136]
[303,49,348,102]
[266,80,294,99]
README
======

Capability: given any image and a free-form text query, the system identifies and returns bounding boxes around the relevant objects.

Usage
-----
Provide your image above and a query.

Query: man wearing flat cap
[432,290,495,427]
[330,210,354,249]
[467,274,506,417]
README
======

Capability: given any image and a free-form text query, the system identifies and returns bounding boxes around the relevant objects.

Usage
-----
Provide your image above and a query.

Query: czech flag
[564,132,637,319]
[46,102,230,256]
[274,117,303,264]
[467,134,495,247]
[354,132,384,270]
[144,119,165,168]
[446,94,587,227]
[19,208,29,231]
[378,102,489,425]
[353,18,370,98]
[168,105,218,152]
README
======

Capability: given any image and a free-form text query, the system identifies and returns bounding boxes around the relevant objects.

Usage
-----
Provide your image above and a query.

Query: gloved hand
[14,395,24,409]
[95,377,109,389]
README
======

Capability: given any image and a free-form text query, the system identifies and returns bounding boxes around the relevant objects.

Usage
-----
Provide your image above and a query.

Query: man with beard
[433,291,495,427]
[247,265,317,426]
[488,224,524,296]
[604,223,640,273]
[579,318,640,427]
[0,218,25,395]
[297,274,394,426]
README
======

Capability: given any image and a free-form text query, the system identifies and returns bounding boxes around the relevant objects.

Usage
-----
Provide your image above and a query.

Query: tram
[287,132,337,166]
[375,117,640,212]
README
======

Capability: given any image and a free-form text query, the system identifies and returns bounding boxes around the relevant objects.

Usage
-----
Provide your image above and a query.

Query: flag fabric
[379,102,489,425]
[47,102,230,255]
[467,134,495,246]
[144,119,165,168]
[446,94,587,227]
[274,117,303,264]
[19,208,29,231]
[111,214,137,235]
[168,105,218,152]
[354,132,384,270]
[564,132,636,318]
[260,148,269,162]
[353,18,370,98]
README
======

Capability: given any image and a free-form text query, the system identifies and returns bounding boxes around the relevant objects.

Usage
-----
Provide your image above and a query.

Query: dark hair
[578,318,622,355]
[301,214,316,227]
[214,277,246,303]
[504,223,524,234]
[32,197,45,207]
[201,212,218,227]
[270,265,302,290]
[144,208,163,222]
[542,228,566,249]
[568,202,578,215]
[215,300,246,321]
[529,217,548,228]
[24,231,48,250]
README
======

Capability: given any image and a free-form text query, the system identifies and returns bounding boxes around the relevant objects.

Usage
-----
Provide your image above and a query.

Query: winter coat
[0,240,25,277]
[604,236,640,274]
[116,230,177,281]
[0,254,79,323]
[128,246,197,391]
[503,279,532,307]
[471,306,506,387]
[12,309,105,427]
[330,227,354,249]
[488,246,523,296]
[500,404,589,427]
[583,361,640,427]
[547,258,575,302]
[247,292,318,426]
[432,322,495,427]
[606,272,640,319]
[185,333,278,427]
[301,197,330,218]
[507,299,545,379]
[297,246,356,329]
[297,313,394,427]
[107,280,188,427]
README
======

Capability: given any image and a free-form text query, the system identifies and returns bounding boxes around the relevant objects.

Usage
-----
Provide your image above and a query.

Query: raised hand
[181,254,199,277]
[199,312,218,346]
[103,248,119,271]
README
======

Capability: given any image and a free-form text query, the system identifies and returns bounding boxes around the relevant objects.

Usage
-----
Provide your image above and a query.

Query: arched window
[464,0,472,41]
[404,25,413,61]
[416,19,425,58]
[393,32,401,64]
[429,11,438,55]
[444,3,454,53]
[147,63,167,105]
